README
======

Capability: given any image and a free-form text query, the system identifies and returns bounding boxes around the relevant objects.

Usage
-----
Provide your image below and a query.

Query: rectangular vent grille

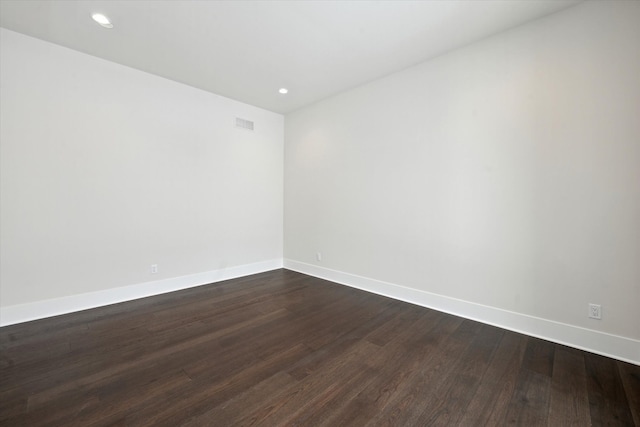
[235,117,254,131]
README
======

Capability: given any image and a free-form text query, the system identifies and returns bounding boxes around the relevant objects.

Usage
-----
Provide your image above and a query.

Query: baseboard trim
[284,259,639,365]
[0,259,284,327]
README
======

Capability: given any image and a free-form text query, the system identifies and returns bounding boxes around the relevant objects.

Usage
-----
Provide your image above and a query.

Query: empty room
[1,0,638,425]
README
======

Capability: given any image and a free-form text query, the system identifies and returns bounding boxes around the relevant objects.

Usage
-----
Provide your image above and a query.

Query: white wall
[1,29,283,312]
[285,0,640,353]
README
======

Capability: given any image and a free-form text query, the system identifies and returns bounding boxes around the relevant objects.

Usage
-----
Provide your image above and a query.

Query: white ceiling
[0,0,582,114]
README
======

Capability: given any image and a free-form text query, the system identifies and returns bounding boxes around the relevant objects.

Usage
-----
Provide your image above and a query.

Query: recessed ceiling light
[279,88,288,94]
[92,13,113,29]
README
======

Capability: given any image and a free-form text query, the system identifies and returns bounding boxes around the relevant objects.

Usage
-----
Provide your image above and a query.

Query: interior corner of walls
[0,258,283,327]
[282,259,639,366]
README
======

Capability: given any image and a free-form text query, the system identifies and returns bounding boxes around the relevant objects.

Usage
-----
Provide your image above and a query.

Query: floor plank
[547,346,591,426]
[585,352,635,426]
[501,338,555,426]
[618,361,640,426]
[457,330,528,426]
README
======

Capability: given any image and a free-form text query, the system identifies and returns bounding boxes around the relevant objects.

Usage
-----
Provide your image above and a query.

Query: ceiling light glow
[92,13,113,28]
[279,88,288,94]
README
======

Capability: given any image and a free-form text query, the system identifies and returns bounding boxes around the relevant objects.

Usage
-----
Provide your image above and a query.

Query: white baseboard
[284,259,639,366]
[0,259,283,327]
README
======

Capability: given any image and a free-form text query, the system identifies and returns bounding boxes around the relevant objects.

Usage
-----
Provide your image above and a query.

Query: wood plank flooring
[1,269,638,426]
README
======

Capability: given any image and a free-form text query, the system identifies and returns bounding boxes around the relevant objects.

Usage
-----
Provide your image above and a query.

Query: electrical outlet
[151,264,158,274]
[316,252,322,262]
[588,303,601,320]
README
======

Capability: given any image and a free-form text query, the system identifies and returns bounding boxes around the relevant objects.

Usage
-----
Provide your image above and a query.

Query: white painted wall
[0,29,283,309]
[285,1,640,342]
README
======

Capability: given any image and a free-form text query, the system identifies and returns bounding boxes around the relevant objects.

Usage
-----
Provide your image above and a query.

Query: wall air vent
[235,117,254,131]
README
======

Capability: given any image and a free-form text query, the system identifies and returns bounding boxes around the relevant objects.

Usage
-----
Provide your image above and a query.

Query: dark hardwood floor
[1,269,638,426]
